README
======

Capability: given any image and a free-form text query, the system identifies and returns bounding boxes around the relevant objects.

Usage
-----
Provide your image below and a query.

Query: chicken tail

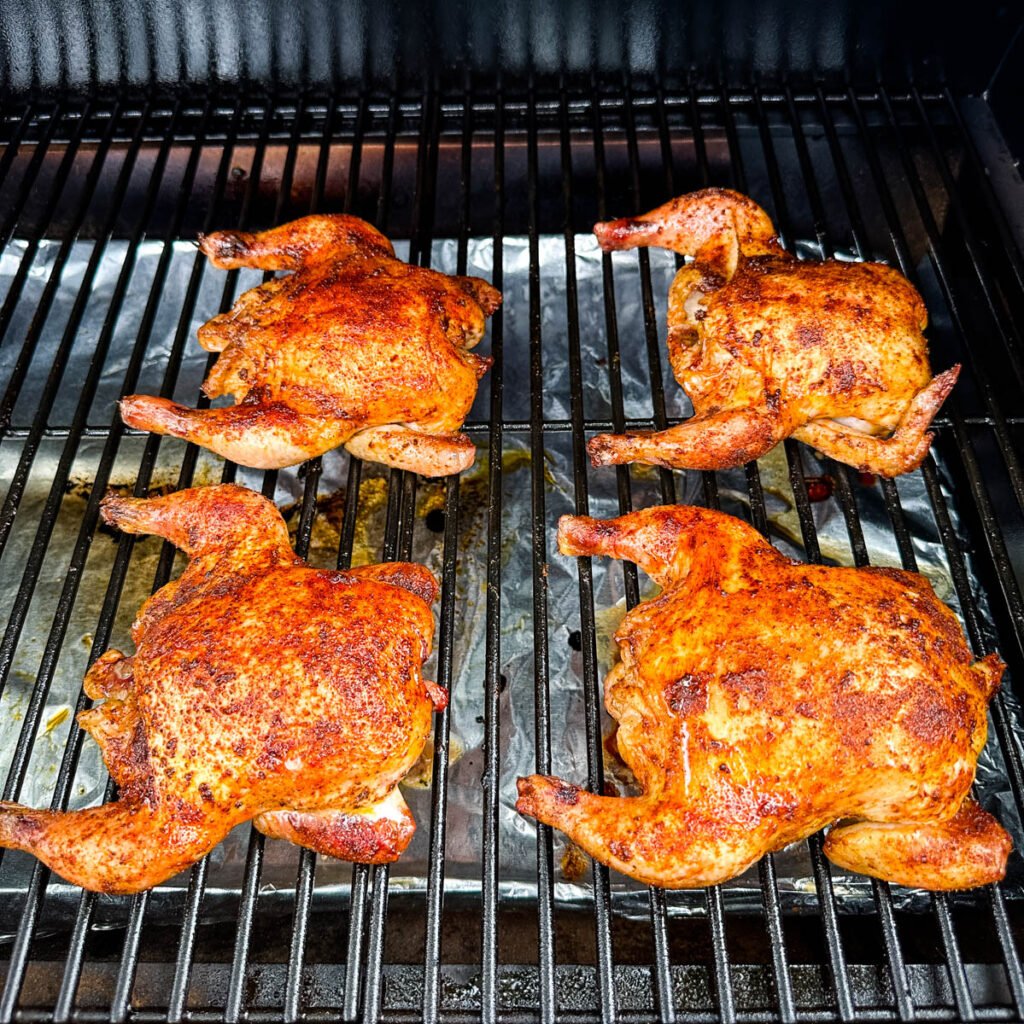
[516,775,768,889]
[101,482,292,559]
[593,187,779,258]
[0,800,226,894]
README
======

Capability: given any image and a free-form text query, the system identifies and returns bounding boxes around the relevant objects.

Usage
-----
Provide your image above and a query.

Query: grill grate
[0,83,1022,1022]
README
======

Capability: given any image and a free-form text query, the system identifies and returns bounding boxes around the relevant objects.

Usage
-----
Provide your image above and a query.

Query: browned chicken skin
[120,215,501,475]
[588,189,958,477]
[517,505,1010,890]
[0,484,445,893]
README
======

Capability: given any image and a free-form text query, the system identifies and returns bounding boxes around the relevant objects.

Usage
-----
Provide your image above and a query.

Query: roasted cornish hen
[517,505,1010,890]
[0,484,445,893]
[588,189,957,477]
[121,215,501,475]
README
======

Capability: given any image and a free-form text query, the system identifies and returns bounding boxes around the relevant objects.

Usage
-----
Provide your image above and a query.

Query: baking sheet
[0,233,1020,932]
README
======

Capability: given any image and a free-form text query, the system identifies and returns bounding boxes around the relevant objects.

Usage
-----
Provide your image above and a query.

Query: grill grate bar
[847,89,1024,812]
[481,87,511,1024]
[421,86,473,1024]
[988,884,1024,1018]
[360,86,443,1024]
[0,101,34,217]
[0,102,109,562]
[721,85,856,1024]
[0,106,170,1023]
[0,98,146,799]
[53,93,235,1022]
[776,84,916,1022]
[729,84,857,1024]
[938,87,1024,293]
[344,94,407,1015]
[840,85,1024,1020]
[526,85,559,1024]
[342,91,403,1022]
[0,99,67,340]
[0,101,111,430]
[281,91,344,1024]
[622,78,677,508]
[334,93,370,1024]
[872,94,1024,527]
[223,103,324,1014]
[0,90,227,1020]
[207,99,280,1024]
[907,88,1024,388]
[561,85,619,1024]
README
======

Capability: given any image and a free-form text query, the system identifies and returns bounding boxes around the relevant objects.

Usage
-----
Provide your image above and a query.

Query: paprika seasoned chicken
[121,215,501,475]
[588,189,958,477]
[517,505,1010,890]
[0,484,446,893]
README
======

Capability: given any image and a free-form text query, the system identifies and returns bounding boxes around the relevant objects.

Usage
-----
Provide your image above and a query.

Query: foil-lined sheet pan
[0,233,1019,933]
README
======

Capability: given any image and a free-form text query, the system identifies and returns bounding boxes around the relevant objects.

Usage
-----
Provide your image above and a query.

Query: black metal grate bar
[421,84,474,1024]
[0,84,1021,1024]
[565,86,618,1024]
[751,85,923,1023]
[481,86,510,1024]
[526,86,559,1024]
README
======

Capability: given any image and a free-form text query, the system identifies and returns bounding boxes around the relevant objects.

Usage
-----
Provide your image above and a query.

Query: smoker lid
[0,0,1022,98]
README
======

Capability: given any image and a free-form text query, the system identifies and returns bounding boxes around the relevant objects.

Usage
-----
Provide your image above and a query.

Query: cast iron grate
[0,81,1021,1022]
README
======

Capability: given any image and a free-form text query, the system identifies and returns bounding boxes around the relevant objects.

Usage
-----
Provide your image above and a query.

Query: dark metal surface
[2,0,1023,97]
[0,84,1022,1022]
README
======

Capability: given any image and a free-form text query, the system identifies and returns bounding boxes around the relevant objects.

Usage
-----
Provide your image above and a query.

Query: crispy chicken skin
[0,484,446,894]
[588,189,958,477]
[120,215,501,476]
[517,505,1010,890]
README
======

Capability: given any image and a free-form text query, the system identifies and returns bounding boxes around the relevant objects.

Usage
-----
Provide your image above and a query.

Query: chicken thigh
[121,215,501,476]
[588,189,958,477]
[0,484,446,893]
[517,505,1010,890]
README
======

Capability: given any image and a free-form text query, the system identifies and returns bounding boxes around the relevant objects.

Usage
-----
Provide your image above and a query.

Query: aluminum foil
[0,233,1020,933]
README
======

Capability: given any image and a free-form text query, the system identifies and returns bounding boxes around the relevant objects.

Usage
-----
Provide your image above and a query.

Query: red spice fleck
[805,475,834,503]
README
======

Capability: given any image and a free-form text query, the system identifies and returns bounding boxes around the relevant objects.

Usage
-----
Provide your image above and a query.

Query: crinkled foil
[0,234,1020,933]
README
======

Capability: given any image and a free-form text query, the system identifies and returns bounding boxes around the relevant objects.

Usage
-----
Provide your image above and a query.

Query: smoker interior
[0,80,1023,1022]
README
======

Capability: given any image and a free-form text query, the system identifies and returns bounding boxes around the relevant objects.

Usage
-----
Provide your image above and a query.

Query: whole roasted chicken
[0,484,445,893]
[517,505,1010,890]
[121,215,501,476]
[588,189,958,477]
